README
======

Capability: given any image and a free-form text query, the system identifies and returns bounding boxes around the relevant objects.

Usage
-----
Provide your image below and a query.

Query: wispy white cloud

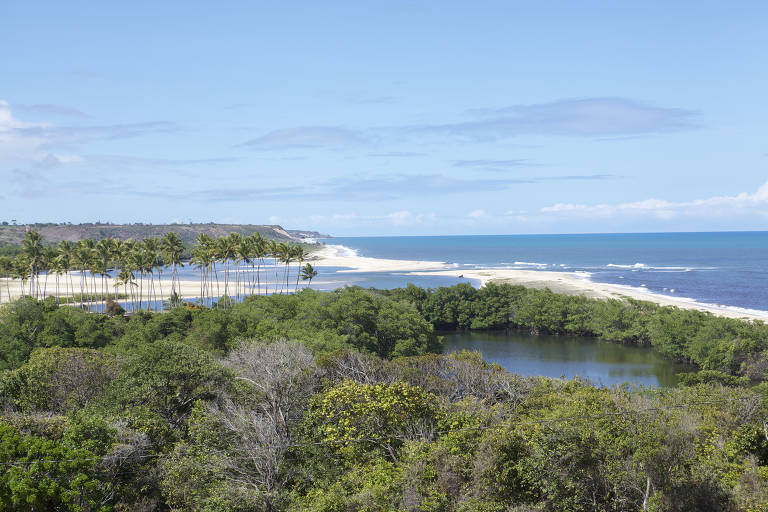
[237,126,369,150]
[308,210,436,227]
[368,151,425,157]
[538,180,768,220]
[454,159,535,168]
[16,103,89,119]
[468,209,488,219]
[0,100,52,160]
[410,98,696,141]
[233,98,694,153]
[0,99,175,165]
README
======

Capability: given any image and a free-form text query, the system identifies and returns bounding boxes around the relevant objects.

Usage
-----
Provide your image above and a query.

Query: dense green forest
[1,285,767,511]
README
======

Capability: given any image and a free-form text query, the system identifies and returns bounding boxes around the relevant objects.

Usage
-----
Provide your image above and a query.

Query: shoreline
[2,243,766,322]
[312,244,768,322]
[309,244,457,272]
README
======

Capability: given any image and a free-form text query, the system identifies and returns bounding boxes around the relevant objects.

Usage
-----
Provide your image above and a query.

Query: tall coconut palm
[94,239,112,306]
[234,234,252,300]
[292,245,307,292]
[267,240,280,295]
[78,239,97,306]
[248,233,266,296]
[21,230,44,298]
[141,238,161,308]
[195,234,217,304]
[277,242,293,294]
[12,255,31,298]
[300,263,318,289]
[73,241,91,305]
[128,246,142,310]
[120,240,136,306]
[107,238,123,301]
[41,246,57,299]
[57,241,75,301]
[191,244,213,306]
[0,256,12,303]
[53,249,68,303]
[161,232,185,298]
[216,235,236,305]
[116,268,137,312]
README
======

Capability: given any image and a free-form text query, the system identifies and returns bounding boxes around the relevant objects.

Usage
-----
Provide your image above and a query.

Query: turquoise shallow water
[331,232,768,313]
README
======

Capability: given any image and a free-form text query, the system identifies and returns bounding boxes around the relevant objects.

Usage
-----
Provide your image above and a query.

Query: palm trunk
[213,263,220,306]
[257,259,262,296]
[158,269,165,308]
[274,258,279,295]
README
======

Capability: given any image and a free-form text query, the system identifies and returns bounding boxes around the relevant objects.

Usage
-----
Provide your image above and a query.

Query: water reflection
[442,331,689,387]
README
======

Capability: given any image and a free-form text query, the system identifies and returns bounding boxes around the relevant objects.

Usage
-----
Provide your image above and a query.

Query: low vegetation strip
[0,285,767,510]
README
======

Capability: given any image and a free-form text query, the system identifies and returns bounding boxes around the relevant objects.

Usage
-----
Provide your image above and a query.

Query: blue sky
[1,1,767,235]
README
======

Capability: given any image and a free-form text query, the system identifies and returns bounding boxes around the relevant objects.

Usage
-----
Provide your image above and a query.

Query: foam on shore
[304,243,768,321]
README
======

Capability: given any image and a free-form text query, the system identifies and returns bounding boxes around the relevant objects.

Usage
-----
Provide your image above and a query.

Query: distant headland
[0,222,330,246]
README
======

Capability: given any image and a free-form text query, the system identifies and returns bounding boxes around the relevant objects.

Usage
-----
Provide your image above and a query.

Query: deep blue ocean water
[329,232,768,313]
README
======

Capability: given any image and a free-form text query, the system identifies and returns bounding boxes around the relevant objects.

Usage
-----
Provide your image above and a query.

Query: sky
[1,1,767,236]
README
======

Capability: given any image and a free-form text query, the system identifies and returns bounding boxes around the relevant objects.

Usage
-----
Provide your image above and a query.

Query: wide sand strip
[311,245,768,322]
[309,244,455,272]
[0,274,311,303]
[2,244,766,321]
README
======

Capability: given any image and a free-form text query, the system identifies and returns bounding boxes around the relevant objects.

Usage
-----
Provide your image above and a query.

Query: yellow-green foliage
[306,379,441,460]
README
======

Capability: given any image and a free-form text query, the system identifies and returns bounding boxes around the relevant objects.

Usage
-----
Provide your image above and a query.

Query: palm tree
[141,238,161,308]
[120,239,136,307]
[57,241,75,301]
[73,241,91,305]
[94,239,112,306]
[51,251,68,303]
[12,255,31,298]
[276,242,293,294]
[42,246,57,299]
[195,233,217,304]
[267,239,279,295]
[299,263,317,289]
[217,235,237,305]
[116,268,137,312]
[129,246,144,310]
[21,230,44,298]
[107,238,123,301]
[235,234,252,300]
[292,245,307,292]
[161,232,185,298]
[0,256,12,303]
[248,233,266,296]
[77,239,97,306]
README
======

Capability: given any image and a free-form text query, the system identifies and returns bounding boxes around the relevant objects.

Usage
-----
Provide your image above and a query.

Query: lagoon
[442,330,690,387]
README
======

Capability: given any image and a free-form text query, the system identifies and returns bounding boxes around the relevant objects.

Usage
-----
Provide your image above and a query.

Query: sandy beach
[2,243,767,321]
[0,273,299,305]
[308,244,456,272]
[311,245,768,322]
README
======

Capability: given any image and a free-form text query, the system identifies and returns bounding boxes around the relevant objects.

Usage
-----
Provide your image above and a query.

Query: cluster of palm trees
[0,230,319,311]
[190,232,317,306]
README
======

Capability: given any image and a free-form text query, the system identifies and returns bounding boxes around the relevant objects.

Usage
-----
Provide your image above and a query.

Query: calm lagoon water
[442,330,689,387]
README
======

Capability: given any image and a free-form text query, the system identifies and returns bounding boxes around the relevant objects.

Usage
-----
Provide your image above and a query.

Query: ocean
[328,232,768,314]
